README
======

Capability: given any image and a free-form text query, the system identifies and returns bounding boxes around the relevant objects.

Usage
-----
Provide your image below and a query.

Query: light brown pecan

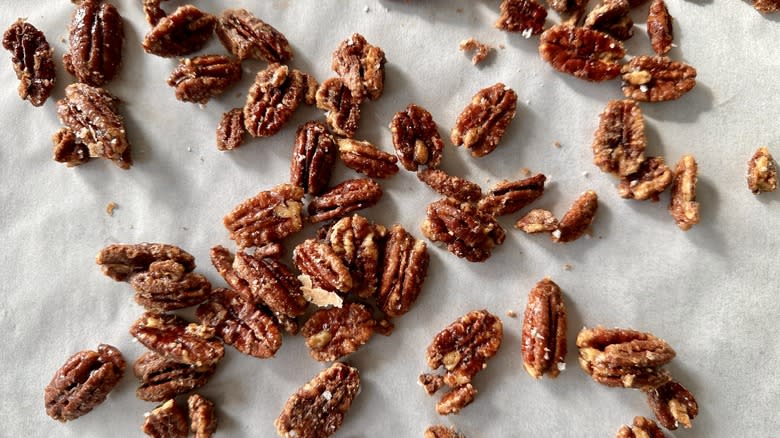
[417,169,482,202]
[621,56,696,102]
[2,20,55,106]
[515,209,558,233]
[747,146,777,194]
[576,326,675,390]
[548,0,589,13]
[584,0,634,41]
[418,373,445,395]
[44,344,125,422]
[616,416,666,438]
[275,362,360,438]
[167,55,241,104]
[216,8,292,62]
[323,215,387,298]
[290,121,338,195]
[592,99,647,177]
[668,155,700,231]
[223,183,304,249]
[436,384,477,415]
[216,108,245,151]
[494,0,547,36]
[188,394,217,438]
[379,224,429,318]
[390,104,444,171]
[552,190,598,243]
[425,425,465,438]
[478,173,546,217]
[232,251,308,318]
[142,5,216,57]
[646,380,698,430]
[338,138,399,179]
[244,63,317,137]
[753,0,780,13]
[307,178,383,223]
[63,0,123,86]
[129,260,212,311]
[522,278,567,379]
[618,156,673,201]
[294,239,353,303]
[133,351,216,402]
[647,0,673,55]
[301,303,376,361]
[97,243,195,282]
[451,83,518,157]
[332,33,386,101]
[142,399,189,438]
[316,77,361,138]
[458,38,492,65]
[52,128,89,167]
[422,198,506,262]
[130,312,224,368]
[539,25,625,82]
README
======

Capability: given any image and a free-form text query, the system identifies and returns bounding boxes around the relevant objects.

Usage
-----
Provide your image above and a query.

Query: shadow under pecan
[338,138,399,179]
[223,183,304,249]
[130,259,212,311]
[324,215,387,298]
[417,169,482,203]
[232,250,308,319]
[495,0,547,36]
[216,8,292,62]
[584,0,634,41]
[130,312,224,368]
[307,178,383,223]
[244,63,317,137]
[216,108,246,151]
[522,278,567,379]
[301,303,376,361]
[331,33,386,101]
[188,394,217,438]
[142,399,189,438]
[379,224,429,318]
[618,156,673,201]
[2,20,55,106]
[63,0,124,86]
[316,77,362,138]
[142,5,216,57]
[97,243,196,282]
[478,173,546,217]
[294,239,353,303]
[167,54,242,104]
[552,190,598,243]
[451,83,518,158]
[291,121,338,195]
[422,198,506,262]
[390,104,444,171]
[592,99,647,177]
[621,56,697,102]
[646,380,698,430]
[668,155,700,231]
[539,24,626,82]
[747,146,777,194]
[647,0,673,55]
[133,351,216,402]
[52,127,89,167]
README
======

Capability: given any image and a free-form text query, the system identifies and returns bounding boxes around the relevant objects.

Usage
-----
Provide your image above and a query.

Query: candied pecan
[129,260,212,311]
[436,384,477,415]
[618,156,673,201]
[63,0,123,86]
[647,0,673,55]
[417,169,482,202]
[142,399,189,438]
[223,183,304,248]
[753,0,780,13]
[419,373,445,395]
[338,138,399,179]
[274,362,360,438]
[167,55,241,104]
[316,77,361,138]
[747,146,777,194]
[331,33,386,101]
[576,326,675,390]
[552,190,598,243]
[324,215,387,298]
[216,8,292,62]
[142,5,216,57]
[584,0,634,41]
[592,99,647,177]
[232,251,308,318]
[188,394,217,438]
[56,83,131,169]
[307,178,383,223]
[2,20,55,106]
[647,380,698,430]
[142,0,166,26]
[291,121,338,195]
[301,303,375,361]
[668,155,700,231]
[616,416,665,438]
[97,243,195,282]
[378,224,429,317]
[539,25,625,82]
[425,425,465,438]
[133,351,216,402]
[52,128,89,167]
[216,108,245,151]
[390,104,444,171]
[621,56,696,102]
[515,209,558,233]
[478,173,546,217]
[44,344,125,422]
[130,312,224,367]
[548,0,589,13]
[294,239,353,301]
[458,38,492,64]
[244,63,317,137]
[422,198,506,262]
[494,0,547,36]
[522,278,567,379]
[451,83,518,157]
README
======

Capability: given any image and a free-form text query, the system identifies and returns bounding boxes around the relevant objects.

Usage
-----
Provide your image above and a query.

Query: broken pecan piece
[390,104,444,171]
[216,8,292,62]
[422,197,506,262]
[63,0,124,86]
[97,243,195,282]
[2,20,55,106]
[324,215,387,298]
[647,0,673,55]
[223,183,304,249]
[584,0,634,41]
[338,138,399,179]
[130,312,224,367]
[459,38,492,65]
[621,56,696,102]
[618,156,673,201]
[747,146,777,194]
[668,155,700,231]
[130,260,212,311]
[307,178,383,223]
[232,251,308,318]
[592,99,647,177]
[494,0,547,36]
[419,373,445,395]
[294,239,353,302]
[548,0,589,13]
[552,190,598,243]
[451,83,518,157]
[378,224,429,318]
[332,33,386,101]
[425,425,465,438]
[133,351,216,402]
[142,399,189,438]
[52,128,89,167]
[478,173,546,217]
[188,394,217,438]
[515,209,558,233]
[616,416,665,438]
[216,108,245,151]
[539,25,625,82]
[646,380,698,430]
[417,169,482,202]
[291,121,338,195]
[316,77,361,138]
[753,0,780,13]
[167,54,241,104]
[436,384,477,415]
[522,278,567,379]
[142,5,216,57]
[244,63,317,137]
[301,303,376,361]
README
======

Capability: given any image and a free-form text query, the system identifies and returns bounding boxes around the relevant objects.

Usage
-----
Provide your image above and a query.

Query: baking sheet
[1,0,778,436]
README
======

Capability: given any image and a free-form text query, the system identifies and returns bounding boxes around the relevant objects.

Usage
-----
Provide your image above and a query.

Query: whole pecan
[338,138,399,179]
[417,169,482,202]
[616,416,665,438]
[451,83,518,157]
[425,425,465,438]
[216,8,292,62]
[97,243,195,282]
[668,155,700,231]
[539,25,625,82]
[592,99,647,177]
[646,380,698,430]
[133,351,216,402]
[63,0,124,86]
[223,183,304,249]
[647,0,673,55]
[621,56,697,102]
[301,303,376,361]
[515,209,558,233]
[331,33,386,101]
[290,121,338,195]
[552,190,598,243]
[167,55,241,104]
[477,173,546,217]
[142,399,189,438]
[232,250,308,318]
[129,259,212,311]
[436,384,477,416]
[44,344,125,421]
[307,178,383,223]
[142,5,216,57]
[188,394,217,438]
[323,214,387,298]
[2,20,55,106]
[216,108,245,151]
[316,77,361,138]
[494,0,547,36]
[390,104,444,171]
[753,0,780,13]
[747,146,777,194]
[293,239,353,300]
[584,0,634,41]
[618,156,673,201]
[52,127,89,167]
[244,63,317,137]
[378,224,429,318]
[522,278,567,379]
[130,312,224,367]
[421,198,506,262]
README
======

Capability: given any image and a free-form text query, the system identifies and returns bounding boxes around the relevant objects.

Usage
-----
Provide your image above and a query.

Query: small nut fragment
[390,104,445,171]
[458,38,492,64]
[167,55,242,104]
[2,20,55,106]
[618,157,673,201]
[52,128,89,167]
[646,380,698,430]
[142,0,166,26]
[451,83,518,158]
[552,190,598,243]
[188,394,217,438]
[97,243,195,282]
[244,63,318,137]
[63,0,124,86]
[616,416,666,438]
[422,198,506,262]
[142,5,216,57]
[307,178,383,223]
[521,278,567,379]
[477,173,546,217]
[216,8,292,62]
[216,108,246,151]
[647,0,674,55]
[323,214,388,298]
[223,183,304,249]
[130,259,212,311]
[133,351,216,402]
[418,373,445,396]
[301,303,376,361]
[316,77,362,138]
[294,239,353,298]
[142,399,189,438]
[584,0,634,41]
[668,155,700,231]
[331,33,386,101]
[425,425,465,438]
[539,25,626,82]
[338,138,399,179]
[436,384,477,415]
[130,312,224,368]
[592,99,647,177]
[515,209,558,233]
[378,224,429,317]
[747,146,777,194]
[291,121,339,195]
[621,56,697,102]
[753,0,780,13]
[417,169,482,203]
[494,0,547,36]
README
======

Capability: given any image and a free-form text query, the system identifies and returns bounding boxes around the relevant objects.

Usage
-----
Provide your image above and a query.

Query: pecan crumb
[747,146,777,194]
[616,416,665,438]
[106,202,117,216]
[458,38,492,65]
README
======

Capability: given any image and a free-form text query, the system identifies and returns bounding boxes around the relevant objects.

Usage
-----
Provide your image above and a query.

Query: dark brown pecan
[142,5,216,57]
[323,215,387,298]
[390,104,444,171]
[422,198,506,262]
[436,384,477,415]
[331,33,386,101]
[576,326,675,390]
[216,108,245,151]
[592,99,647,177]
[2,20,55,106]
[618,156,673,201]
[459,38,492,65]
[552,190,598,243]
[301,303,376,361]
[294,239,352,305]
[56,83,131,169]
[52,128,89,167]
[747,146,777,194]
[316,77,361,138]
[63,0,123,86]
[668,155,700,231]
[338,138,399,179]
[548,0,589,13]
[419,373,445,395]
[167,55,241,104]
[646,380,698,430]
[188,394,217,438]
[616,416,666,438]
[515,209,558,233]
[494,0,547,36]
[478,173,546,217]
[307,178,383,223]
[133,351,215,402]
[291,121,338,195]
[539,25,625,82]
[97,243,195,282]
[379,224,429,318]
[584,0,634,41]
[521,278,567,379]
[130,260,212,311]
[232,251,308,318]
[216,8,292,62]
[244,63,317,137]
[417,169,482,202]
[142,399,189,438]
[754,0,780,13]
[451,83,518,157]
[425,425,465,438]
[647,0,673,55]
[44,344,125,422]
[130,312,224,367]
[274,362,360,438]
[223,183,304,249]
[621,56,696,102]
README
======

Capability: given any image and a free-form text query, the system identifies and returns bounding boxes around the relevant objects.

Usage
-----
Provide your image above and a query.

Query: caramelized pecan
[331,33,386,101]
[52,128,89,167]
[293,239,353,301]
[390,104,444,171]
[216,8,292,62]
[647,0,673,55]
[232,251,308,318]
[425,425,465,438]
[291,121,338,195]
[515,209,558,233]
[417,169,482,202]
[521,278,567,379]
[223,183,304,249]
[133,351,216,402]
[621,56,696,102]
[130,260,212,311]
[668,155,700,231]
[167,54,241,104]
[494,0,547,36]
[307,178,383,223]
[436,384,477,415]
[2,20,55,106]
[188,394,217,438]
[753,0,780,13]
[142,5,216,57]
[592,99,647,177]
[130,312,224,367]
[142,399,189,438]
[97,243,195,282]
[552,190,598,243]
[478,173,546,217]
[316,77,361,138]
[323,215,387,298]
[539,25,625,82]
[616,416,665,438]
[646,380,698,430]
[422,198,506,262]
[747,146,777,194]
[451,83,518,157]
[379,224,429,317]
[301,303,376,361]
[64,0,124,86]
[216,108,245,151]
[244,63,317,137]
[338,138,399,179]
[618,156,673,201]
[584,0,634,41]
[419,373,445,395]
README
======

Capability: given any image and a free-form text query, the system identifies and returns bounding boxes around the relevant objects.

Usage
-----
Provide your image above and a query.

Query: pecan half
[451,83,518,157]
[422,198,506,262]
[167,55,241,104]
[647,0,673,55]
[307,178,383,223]
[539,25,625,82]
[142,399,189,438]
[747,146,777,194]
[390,104,444,171]
[552,190,598,243]
[515,209,558,233]
[419,373,445,395]
[97,243,195,282]
[52,128,89,167]
[494,0,547,36]
[130,312,224,367]
[458,38,492,65]
[331,33,386,101]
[584,0,634,41]
[478,173,546,217]
[244,63,317,137]
[2,20,55,106]
[548,0,589,13]
[417,169,482,202]
[436,384,477,415]
[316,77,361,138]
[646,380,698,430]
[324,215,387,298]
[223,183,304,249]
[274,362,360,438]
[44,344,125,422]
[301,303,376,361]
[290,121,338,195]
[425,425,465,438]
[293,239,353,300]
[522,278,567,379]
[63,0,124,86]
[188,394,217,438]
[753,0,780,13]
[621,56,696,102]
[130,260,212,311]
[618,156,673,201]
[232,251,308,318]
[592,99,647,177]
[616,416,665,438]
[668,155,700,231]
[133,351,216,402]
[338,138,399,179]
[142,5,216,57]
[379,224,429,317]
[216,8,292,62]
[216,108,245,151]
